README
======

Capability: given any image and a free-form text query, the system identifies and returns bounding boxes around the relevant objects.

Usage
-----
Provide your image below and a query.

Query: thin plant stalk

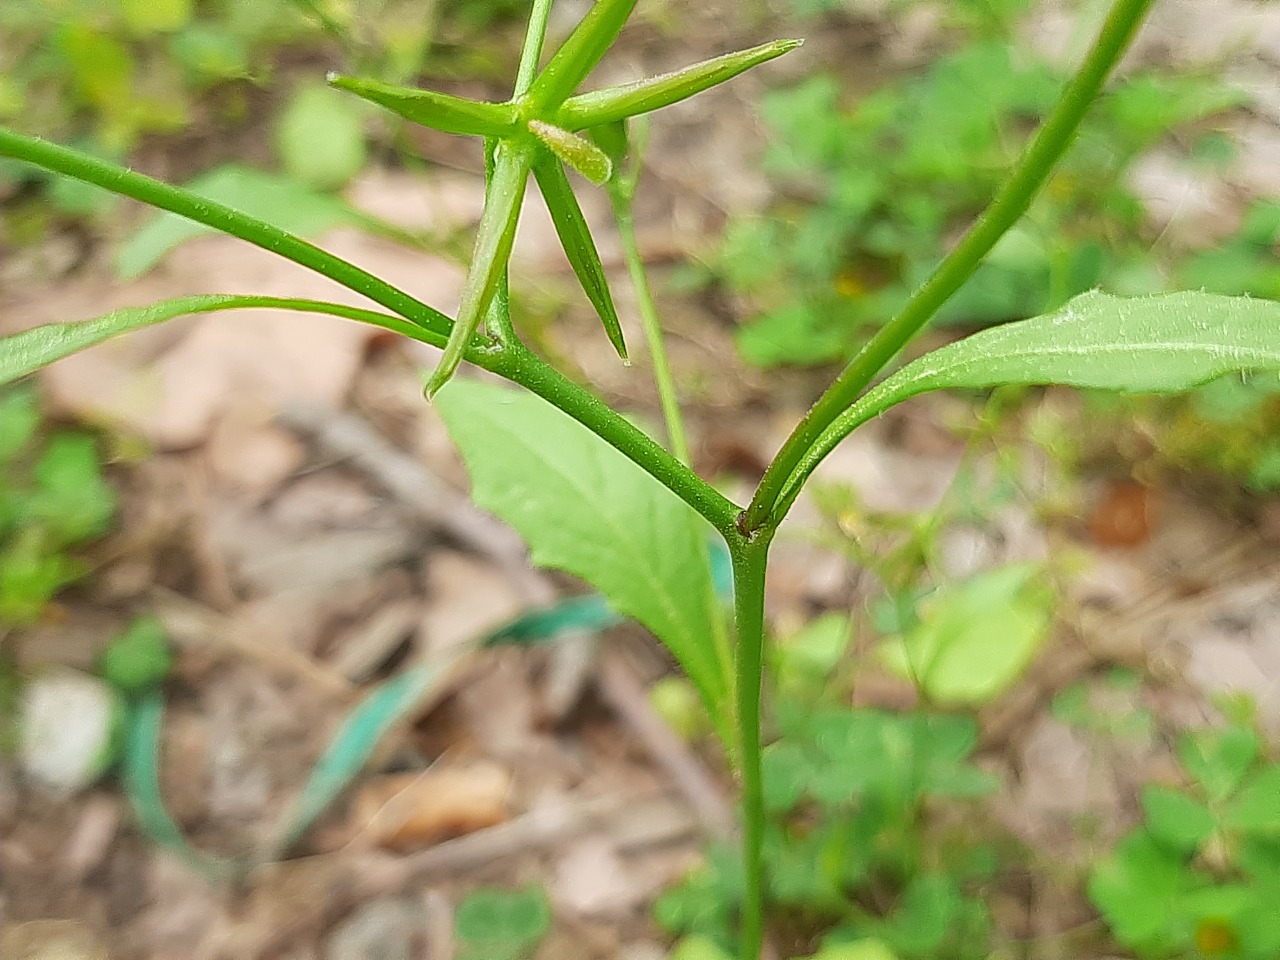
[0,130,459,346]
[615,203,691,465]
[515,0,556,97]
[744,0,1157,533]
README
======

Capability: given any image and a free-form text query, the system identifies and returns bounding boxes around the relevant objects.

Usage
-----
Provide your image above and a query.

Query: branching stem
[745,0,1157,533]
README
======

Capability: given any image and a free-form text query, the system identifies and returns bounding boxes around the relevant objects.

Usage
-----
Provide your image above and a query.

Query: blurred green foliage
[1090,721,1280,959]
[0,386,116,626]
[718,37,1242,367]
[711,0,1279,493]
[657,701,999,960]
[0,0,524,231]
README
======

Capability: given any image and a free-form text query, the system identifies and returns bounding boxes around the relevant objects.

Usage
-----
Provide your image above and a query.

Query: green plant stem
[514,0,555,98]
[729,532,772,960]
[744,0,1157,534]
[0,128,476,354]
[495,343,740,535]
[615,204,691,464]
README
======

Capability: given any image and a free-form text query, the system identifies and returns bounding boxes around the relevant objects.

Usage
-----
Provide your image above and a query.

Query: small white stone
[19,670,123,796]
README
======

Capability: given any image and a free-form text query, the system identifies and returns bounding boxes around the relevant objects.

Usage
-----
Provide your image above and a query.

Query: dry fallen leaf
[346,762,511,853]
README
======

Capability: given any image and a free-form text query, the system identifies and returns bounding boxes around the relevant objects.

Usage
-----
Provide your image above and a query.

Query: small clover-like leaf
[1179,725,1259,803]
[533,156,627,358]
[328,73,518,137]
[1141,785,1216,854]
[557,39,804,130]
[528,120,612,185]
[527,0,638,109]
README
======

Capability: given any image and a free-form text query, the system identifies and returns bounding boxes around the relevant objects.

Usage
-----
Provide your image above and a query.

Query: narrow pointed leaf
[1,294,444,387]
[533,157,627,358]
[528,120,612,185]
[123,693,238,881]
[557,39,803,129]
[272,659,451,853]
[435,379,732,745]
[327,73,518,136]
[426,140,534,397]
[779,291,1280,512]
[527,0,638,109]
[0,127,450,338]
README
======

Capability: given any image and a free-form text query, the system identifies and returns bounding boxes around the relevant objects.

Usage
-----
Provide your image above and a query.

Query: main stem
[730,532,772,960]
[745,0,1157,533]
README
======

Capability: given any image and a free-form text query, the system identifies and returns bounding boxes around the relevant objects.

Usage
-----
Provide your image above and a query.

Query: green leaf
[1141,785,1216,854]
[0,528,81,625]
[277,84,367,190]
[29,433,116,545]
[528,121,613,185]
[169,24,250,78]
[802,942,898,960]
[877,563,1053,705]
[272,660,448,853]
[116,164,370,279]
[762,740,813,813]
[670,936,735,960]
[588,119,629,167]
[327,73,519,136]
[556,39,803,129]
[1,295,430,388]
[58,25,134,112]
[1088,830,1197,955]
[101,615,174,695]
[0,386,39,461]
[426,140,533,397]
[1178,725,1259,803]
[782,291,1280,512]
[881,873,962,956]
[528,0,638,108]
[774,612,850,686]
[736,302,848,368]
[455,886,551,960]
[121,0,192,34]
[532,157,627,357]
[435,379,731,740]
[122,692,237,881]
[1225,766,1280,837]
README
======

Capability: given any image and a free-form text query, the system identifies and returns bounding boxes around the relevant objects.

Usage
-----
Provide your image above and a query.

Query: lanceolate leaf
[327,73,519,137]
[426,140,534,397]
[527,0,638,109]
[273,659,450,853]
[533,157,627,358]
[436,379,732,740]
[123,693,238,881]
[556,39,803,130]
[780,291,1280,512]
[0,295,444,387]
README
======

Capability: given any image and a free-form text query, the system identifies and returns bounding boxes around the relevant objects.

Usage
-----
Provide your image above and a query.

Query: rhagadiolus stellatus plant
[5,2,1280,958]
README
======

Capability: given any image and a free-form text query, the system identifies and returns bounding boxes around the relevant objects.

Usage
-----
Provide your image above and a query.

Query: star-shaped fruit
[329,0,799,396]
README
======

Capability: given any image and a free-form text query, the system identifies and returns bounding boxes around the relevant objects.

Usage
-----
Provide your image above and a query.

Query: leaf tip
[606,327,629,361]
